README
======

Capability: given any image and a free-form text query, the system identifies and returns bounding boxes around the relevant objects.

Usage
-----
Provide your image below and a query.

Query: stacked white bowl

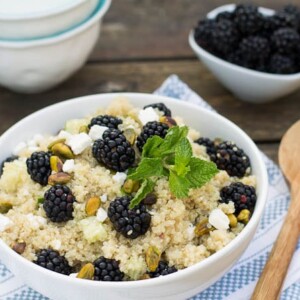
[0,0,111,93]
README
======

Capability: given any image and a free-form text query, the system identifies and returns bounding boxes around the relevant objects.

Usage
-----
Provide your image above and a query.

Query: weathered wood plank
[0,60,298,142]
[91,0,300,61]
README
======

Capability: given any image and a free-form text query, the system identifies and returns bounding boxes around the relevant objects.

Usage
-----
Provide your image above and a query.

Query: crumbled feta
[33,134,44,144]
[96,207,108,222]
[187,224,195,240]
[100,194,107,203]
[0,214,12,232]
[63,159,75,173]
[58,130,73,141]
[69,273,78,278]
[50,239,61,250]
[26,214,47,230]
[66,133,92,155]
[112,172,127,185]
[208,209,229,230]
[13,142,27,155]
[138,107,159,125]
[89,125,108,141]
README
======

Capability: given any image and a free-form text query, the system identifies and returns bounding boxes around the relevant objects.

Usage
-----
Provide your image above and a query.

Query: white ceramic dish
[0,0,111,94]
[0,93,268,300]
[0,0,98,40]
[189,4,300,103]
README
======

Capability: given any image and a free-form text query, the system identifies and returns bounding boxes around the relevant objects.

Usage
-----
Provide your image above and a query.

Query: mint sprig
[128,126,218,208]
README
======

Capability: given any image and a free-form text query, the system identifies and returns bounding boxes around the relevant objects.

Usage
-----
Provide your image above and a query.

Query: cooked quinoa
[0,97,256,280]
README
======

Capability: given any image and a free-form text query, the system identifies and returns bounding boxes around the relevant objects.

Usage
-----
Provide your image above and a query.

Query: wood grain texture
[91,0,300,61]
[0,61,298,143]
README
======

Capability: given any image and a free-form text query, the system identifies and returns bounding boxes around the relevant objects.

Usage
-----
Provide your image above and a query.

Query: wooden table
[1,0,300,163]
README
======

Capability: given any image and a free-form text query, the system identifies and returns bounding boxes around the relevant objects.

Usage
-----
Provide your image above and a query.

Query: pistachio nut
[85,197,101,216]
[237,209,251,224]
[145,246,161,272]
[51,143,75,159]
[48,172,72,185]
[12,242,26,254]
[79,125,89,134]
[194,218,212,237]
[0,202,12,214]
[77,263,95,280]
[123,128,136,145]
[227,214,238,228]
[50,156,63,172]
[122,179,140,194]
[159,116,177,127]
[47,138,66,150]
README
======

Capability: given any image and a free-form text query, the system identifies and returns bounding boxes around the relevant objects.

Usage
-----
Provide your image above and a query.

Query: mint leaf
[128,158,165,180]
[159,126,189,156]
[186,157,218,188]
[142,135,164,158]
[169,170,190,199]
[174,137,192,176]
[129,179,155,209]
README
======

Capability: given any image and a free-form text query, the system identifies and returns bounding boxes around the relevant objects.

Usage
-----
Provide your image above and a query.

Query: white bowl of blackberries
[189,3,300,103]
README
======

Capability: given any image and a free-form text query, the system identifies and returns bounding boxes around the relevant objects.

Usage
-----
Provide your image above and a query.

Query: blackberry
[271,28,300,55]
[92,129,135,172]
[211,141,251,178]
[26,151,51,186]
[34,249,72,275]
[93,256,124,281]
[226,50,254,69]
[238,36,270,65]
[108,195,151,239]
[43,184,76,223]
[220,182,257,214]
[216,11,234,22]
[210,20,240,57]
[148,261,178,278]
[194,19,217,53]
[194,137,216,156]
[136,121,169,153]
[269,12,299,31]
[233,4,264,35]
[88,115,122,129]
[0,155,18,176]
[143,103,172,117]
[269,54,297,74]
[281,5,300,30]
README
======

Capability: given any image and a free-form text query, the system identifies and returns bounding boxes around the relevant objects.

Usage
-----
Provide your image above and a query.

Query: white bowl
[0,0,111,94]
[0,0,98,40]
[0,93,268,300]
[189,4,300,103]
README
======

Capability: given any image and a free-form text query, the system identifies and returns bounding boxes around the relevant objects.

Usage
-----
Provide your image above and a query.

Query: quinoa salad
[0,97,257,281]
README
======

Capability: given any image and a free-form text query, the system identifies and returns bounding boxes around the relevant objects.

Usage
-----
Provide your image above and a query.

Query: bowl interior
[0,93,268,289]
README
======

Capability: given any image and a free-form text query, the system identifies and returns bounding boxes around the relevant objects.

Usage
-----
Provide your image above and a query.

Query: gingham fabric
[0,75,299,300]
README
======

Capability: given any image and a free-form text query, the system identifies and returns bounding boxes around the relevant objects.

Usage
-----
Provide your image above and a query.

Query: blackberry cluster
[26,151,52,186]
[34,249,72,275]
[0,155,18,176]
[194,137,216,156]
[92,129,135,172]
[137,121,169,152]
[194,4,300,74]
[147,261,178,278]
[43,184,76,223]
[144,102,172,116]
[108,195,151,239]
[88,115,122,129]
[93,256,124,281]
[211,141,251,178]
[220,182,257,214]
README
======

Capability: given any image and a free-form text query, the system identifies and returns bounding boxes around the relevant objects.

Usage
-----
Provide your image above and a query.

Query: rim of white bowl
[0,0,111,47]
[0,0,87,20]
[189,3,300,80]
[0,92,269,289]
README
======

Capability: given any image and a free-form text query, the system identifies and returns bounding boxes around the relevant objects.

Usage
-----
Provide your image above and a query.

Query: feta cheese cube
[0,214,12,232]
[208,208,230,230]
[63,159,75,173]
[112,172,127,185]
[138,107,159,125]
[96,207,108,222]
[100,194,108,203]
[89,125,108,141]
[67,133,92,155]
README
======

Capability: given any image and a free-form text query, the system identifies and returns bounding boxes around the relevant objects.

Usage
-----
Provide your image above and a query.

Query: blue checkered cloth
[1,75,300,300]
